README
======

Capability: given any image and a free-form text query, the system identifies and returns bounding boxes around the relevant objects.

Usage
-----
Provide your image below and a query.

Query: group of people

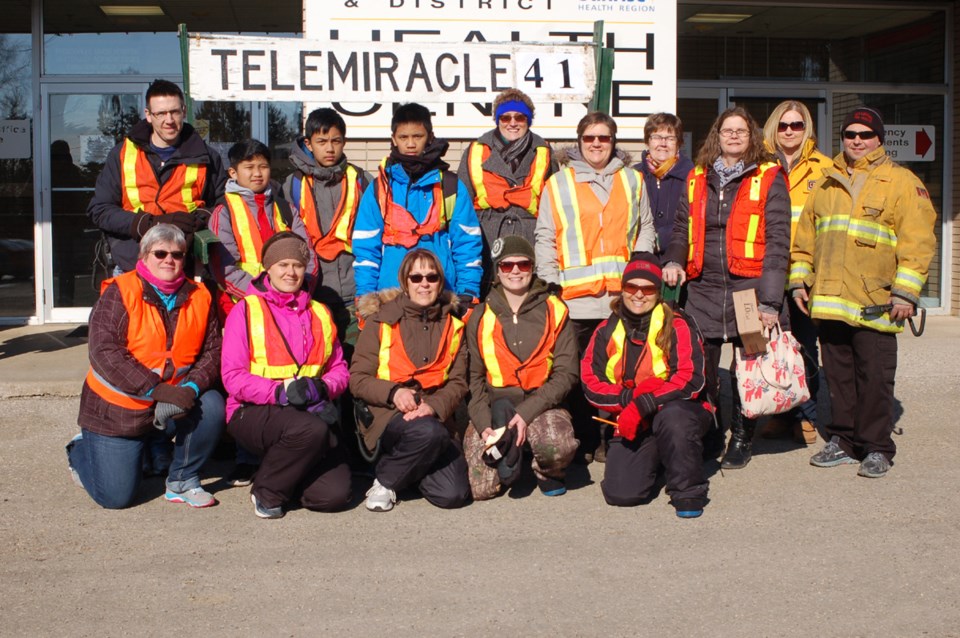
[67,78,937,520]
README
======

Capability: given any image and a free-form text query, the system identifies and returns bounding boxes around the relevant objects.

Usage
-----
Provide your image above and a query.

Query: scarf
[388,138,450,183]
[136,259,185,296]
[493,130,533,174]
[713,157,745,189]
[620,303,652,343]
[645,152,678,180]
[311,156,348,185]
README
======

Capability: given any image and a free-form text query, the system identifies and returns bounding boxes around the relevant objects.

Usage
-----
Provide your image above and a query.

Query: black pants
[601,401,712,507]
[819,320,898,461]
[228,404,351,511]
[376,414,471,509]
[569,318,603,456]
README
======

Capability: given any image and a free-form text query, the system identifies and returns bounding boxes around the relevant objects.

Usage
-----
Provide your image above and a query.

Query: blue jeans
[69,390,225,509]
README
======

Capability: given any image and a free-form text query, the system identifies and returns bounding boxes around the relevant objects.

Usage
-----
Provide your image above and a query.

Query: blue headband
[495,100,533,124]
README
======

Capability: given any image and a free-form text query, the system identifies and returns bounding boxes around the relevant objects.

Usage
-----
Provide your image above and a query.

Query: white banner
[187,33,595,104]
[304,0,676,137]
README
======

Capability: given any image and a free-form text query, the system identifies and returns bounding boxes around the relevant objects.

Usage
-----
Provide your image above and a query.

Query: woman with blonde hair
[663,106,791,470]
[761,101,831,445]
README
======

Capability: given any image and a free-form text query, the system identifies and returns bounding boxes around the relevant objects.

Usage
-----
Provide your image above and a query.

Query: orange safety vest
[376,160,457,248]
[602,304,670,387]
[686,162,780,279]
[467,142,550,215]
[296,165,361,261]
[223,192,289,277]
[546,166,643,300]
[245,295,336,379]
[119,138,208,215]
[376,313,464,390]
[85,272,210,410]
[478,295,568,391]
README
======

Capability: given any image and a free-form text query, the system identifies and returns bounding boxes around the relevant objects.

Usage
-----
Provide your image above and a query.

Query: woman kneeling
[464,236,578,499]
[222,232,351,519]
[581,253,713,518]
[68,223,224,509]
[350,249,471,512]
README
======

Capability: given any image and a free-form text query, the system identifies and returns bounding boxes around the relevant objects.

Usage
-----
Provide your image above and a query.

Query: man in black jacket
[87,79,226,274]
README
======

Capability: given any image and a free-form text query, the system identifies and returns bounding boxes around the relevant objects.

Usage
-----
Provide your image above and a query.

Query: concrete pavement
[1,319,958,636]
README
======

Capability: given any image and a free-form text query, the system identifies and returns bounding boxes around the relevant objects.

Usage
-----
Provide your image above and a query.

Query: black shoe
[227,463,258,487]
[720,440,752,469]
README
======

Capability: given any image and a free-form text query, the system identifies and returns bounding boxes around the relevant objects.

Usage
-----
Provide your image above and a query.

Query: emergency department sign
[187,34,595,104]
[305,0,676,137]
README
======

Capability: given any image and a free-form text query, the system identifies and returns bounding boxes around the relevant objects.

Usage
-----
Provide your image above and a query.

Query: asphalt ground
[1,319,958,637]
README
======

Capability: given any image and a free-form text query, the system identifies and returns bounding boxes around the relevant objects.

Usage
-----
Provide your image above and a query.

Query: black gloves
[130,211,208,240]
[286,377,327,408]
[151,383,196,412]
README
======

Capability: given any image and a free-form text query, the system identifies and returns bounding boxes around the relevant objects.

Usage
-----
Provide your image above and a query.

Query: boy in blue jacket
[353,103,482,318]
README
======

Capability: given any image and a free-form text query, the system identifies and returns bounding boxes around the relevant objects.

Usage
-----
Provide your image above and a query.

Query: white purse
[734,323,811,418]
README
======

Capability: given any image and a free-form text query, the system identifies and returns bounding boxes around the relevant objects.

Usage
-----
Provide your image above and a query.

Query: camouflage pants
[464,408,578,500]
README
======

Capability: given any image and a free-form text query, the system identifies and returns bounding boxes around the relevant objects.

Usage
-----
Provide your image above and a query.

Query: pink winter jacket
[221,274,349,421]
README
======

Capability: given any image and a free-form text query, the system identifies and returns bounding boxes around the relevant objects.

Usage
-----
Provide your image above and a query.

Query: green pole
[590,21,614,114]
[178,23,193,123]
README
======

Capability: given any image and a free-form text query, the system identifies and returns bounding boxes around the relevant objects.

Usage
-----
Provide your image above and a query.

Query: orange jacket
[686,162,780,279]
[376,313,464,390]
[119,138,208,215]
[466,142,550,215]
[477,295,567,391]
[85,271,210,410]
[296,165,361,260]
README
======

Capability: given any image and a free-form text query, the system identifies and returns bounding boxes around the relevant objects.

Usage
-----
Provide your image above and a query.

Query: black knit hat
[621,252,663,288]
[491,235,535,268]
[842,107,885,144]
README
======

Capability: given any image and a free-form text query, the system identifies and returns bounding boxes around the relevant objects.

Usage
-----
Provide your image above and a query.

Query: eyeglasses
[497,259,533,274]
[150,250,185,260]
[622,282,659,297]
[408,272,441,284]
[777,121,805,132]
[719,128,751,138]
[648,134,677,143]
[843,130,878,141]
[581,134,612,144]
[148,108,185,120]
[499,113,528,124]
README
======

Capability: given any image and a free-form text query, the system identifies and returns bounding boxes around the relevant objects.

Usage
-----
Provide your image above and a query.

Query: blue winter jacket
[352,163,483,297]
[635,151,695,256]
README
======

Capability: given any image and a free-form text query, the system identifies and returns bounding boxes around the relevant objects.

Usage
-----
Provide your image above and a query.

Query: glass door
[39,83,147,322]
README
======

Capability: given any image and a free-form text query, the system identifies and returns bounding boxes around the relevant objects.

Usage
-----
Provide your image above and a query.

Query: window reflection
[43,33,180,75]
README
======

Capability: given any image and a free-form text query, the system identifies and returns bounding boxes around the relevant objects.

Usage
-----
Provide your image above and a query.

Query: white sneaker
[364,479,396,512]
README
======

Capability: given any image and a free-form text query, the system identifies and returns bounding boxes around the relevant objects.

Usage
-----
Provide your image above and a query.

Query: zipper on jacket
[718,187,729,343]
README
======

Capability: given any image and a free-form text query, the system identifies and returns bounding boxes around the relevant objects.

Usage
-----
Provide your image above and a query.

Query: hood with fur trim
[356,288,462,321]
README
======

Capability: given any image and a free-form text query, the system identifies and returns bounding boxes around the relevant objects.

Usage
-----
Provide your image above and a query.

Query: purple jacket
[221,273,349,421]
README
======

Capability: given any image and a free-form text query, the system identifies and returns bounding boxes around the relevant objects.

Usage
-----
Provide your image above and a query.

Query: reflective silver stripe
[90,368,152,402]
[553,169,586,268]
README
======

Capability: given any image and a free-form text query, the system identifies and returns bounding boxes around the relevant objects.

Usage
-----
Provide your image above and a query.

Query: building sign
[304,0,676,137]
[187,34,595,105]
[0,120,31,160]
[884,126,935,162]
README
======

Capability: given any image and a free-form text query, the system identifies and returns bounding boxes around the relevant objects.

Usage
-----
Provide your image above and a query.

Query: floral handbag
[734,324,811,418]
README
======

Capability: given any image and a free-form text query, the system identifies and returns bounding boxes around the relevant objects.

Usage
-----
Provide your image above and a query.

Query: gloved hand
[151,383,196,412]
[312,400,340,425]
[286,377,327,408]
[454,294,479,319]
[153,402,186,429]
[130,212,202,239]
[616,393,658,441]
[545,282,563,297]
[275,382,288,405]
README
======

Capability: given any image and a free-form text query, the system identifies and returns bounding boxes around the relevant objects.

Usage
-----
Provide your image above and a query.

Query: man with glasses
[88,79,227,274]
[790,107,937,479]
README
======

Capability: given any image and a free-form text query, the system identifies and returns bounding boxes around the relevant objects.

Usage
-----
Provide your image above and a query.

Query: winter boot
[721,413,755,469]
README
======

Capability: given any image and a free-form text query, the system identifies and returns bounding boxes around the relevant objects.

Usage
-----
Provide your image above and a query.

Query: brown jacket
[466,278,578,434]
[349,289,468,450]
[78,275,222,438]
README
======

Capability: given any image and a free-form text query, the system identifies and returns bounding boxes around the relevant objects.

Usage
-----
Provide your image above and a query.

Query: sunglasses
[581,134,612,144]
[622,282,659,297]
[843,130,878,140]
[499,113,528,124]
[150,250,185,260]
[497,259,533,274]
[778,120,805,132]
[408,272,441,284]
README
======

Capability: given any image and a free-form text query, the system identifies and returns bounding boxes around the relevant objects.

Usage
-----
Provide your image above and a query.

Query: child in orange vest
[209,139,316,324]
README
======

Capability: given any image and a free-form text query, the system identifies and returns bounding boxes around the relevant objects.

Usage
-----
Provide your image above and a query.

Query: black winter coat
[634,151,695,257]
[664,162,791,340]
